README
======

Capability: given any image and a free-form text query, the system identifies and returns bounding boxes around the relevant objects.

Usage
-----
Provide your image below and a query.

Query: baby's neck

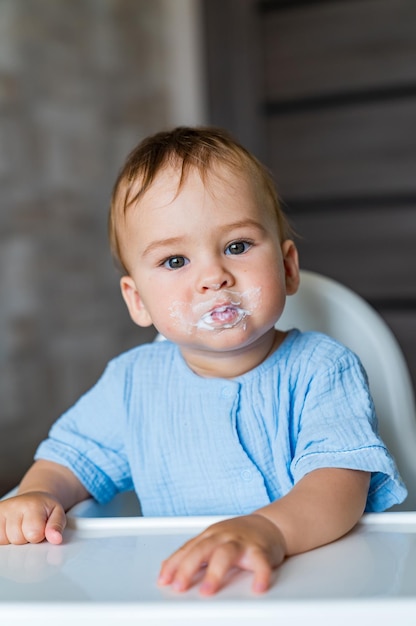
[180,329,286,379]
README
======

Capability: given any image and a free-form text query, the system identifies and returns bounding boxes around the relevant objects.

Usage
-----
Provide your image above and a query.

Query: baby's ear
[281,240,300,296]
[120,276,153,327]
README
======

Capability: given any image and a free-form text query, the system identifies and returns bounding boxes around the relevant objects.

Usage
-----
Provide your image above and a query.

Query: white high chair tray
[1,493,416,625]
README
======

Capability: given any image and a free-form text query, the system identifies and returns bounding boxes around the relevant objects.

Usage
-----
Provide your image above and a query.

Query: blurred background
[1,0,415,495]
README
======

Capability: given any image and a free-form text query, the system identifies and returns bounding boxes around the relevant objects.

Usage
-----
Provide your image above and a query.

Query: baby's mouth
[197,304,250,330]
[168,287,261,334]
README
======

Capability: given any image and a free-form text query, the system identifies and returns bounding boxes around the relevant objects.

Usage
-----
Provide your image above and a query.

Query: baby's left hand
[157,514,286,596]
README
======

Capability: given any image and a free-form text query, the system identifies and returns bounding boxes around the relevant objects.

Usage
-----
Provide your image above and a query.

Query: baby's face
[119,164,298,371]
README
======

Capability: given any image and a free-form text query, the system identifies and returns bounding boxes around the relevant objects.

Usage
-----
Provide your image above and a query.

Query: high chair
[278,270,416,510]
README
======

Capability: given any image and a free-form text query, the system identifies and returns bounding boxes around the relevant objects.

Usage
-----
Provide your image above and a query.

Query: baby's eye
[163,256,189,270]
[225,241,252,255]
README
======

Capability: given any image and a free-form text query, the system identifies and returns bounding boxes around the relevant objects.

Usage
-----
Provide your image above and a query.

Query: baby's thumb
[44,505,67,545]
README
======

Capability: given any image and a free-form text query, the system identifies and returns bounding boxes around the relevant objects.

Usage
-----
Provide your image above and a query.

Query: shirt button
[241,469,253,482]
[221,387,233,398]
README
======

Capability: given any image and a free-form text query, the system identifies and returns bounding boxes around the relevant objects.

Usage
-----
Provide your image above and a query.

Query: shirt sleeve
[35,359,133,503]
[290,349,407,512]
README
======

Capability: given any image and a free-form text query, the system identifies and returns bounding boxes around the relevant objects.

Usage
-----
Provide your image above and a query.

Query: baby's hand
[157,514,286,596]
[0,492,66,545]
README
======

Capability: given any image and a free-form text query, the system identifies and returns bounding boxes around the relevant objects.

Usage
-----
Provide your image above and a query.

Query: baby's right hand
[0,492,66,545]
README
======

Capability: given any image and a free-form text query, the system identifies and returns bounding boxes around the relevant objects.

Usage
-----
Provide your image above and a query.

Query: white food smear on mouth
[196,304,249,330]
[168,287,262,333]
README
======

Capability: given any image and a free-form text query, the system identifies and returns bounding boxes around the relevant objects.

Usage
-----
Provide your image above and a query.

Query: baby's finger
[158,547,188,586]
[248,549,274,594]
[4,512,28,545]
[0,514,8,545]
[158,533,206,584]
[20,511,48,544]
[44,505,66,545]
[159,537,216,592]
[198,541,242,596]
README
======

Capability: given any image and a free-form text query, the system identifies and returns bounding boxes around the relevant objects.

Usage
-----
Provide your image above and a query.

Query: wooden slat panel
[203,0,267,160]
[267,100,416,199]
[263,0,416,100]
[291,206,416,300]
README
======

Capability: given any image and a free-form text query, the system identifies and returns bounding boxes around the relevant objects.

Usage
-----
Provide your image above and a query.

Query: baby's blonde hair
[109,126,292,273]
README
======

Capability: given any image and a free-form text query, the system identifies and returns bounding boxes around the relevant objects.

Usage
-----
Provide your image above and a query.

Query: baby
[0,127,406,596]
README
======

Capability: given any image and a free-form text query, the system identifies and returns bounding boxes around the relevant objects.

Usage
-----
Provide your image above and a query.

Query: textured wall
[0,0,203,494]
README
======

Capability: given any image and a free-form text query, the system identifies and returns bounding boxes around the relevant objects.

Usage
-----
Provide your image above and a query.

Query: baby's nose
[196,257,235,293]
[198,274,234,293]
[200,276,231,292]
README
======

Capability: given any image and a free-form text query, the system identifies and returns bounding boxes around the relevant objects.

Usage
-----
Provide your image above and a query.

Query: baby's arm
[0,460,89,545]
[158,467,370,595]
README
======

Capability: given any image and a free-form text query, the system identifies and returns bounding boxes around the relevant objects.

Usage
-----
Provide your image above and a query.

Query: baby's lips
[200,304,236,325]
[197,305,250,329]
[210,305,240,324]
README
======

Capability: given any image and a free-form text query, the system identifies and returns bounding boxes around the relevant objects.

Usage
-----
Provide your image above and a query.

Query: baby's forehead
[124,160,251,209]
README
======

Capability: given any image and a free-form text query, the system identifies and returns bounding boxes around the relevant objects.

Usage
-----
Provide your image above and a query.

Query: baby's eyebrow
[223,219,267,233]
[142,236,186,258]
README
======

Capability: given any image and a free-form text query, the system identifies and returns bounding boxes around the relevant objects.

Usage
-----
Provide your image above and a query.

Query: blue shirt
[35,330,407,514]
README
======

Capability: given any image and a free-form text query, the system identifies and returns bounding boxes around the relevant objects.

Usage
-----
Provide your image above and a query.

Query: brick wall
[0,0,204,494]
